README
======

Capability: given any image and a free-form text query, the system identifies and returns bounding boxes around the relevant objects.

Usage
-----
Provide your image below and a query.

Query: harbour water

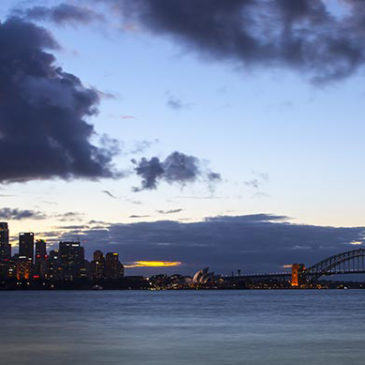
[1,290,365,364]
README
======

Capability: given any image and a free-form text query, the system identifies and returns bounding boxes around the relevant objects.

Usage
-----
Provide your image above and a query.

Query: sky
[1,0,365,275]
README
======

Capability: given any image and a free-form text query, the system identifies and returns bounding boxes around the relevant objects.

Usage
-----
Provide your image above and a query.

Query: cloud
[15,4,104,26]
[0,17,118,183]
[176,195,224,200]
[56,225,90,230]
[166,93,190,110]
[0,208,46,220]
[244,179,260,189]
[132,151,221,191]
[129,139,159,154]
[88,220,110,225]
[129,215,151,219]
[157,209,183,214]
[100,0,365,82]
[55,213,365,274]
[0,16,218,192]
[102,190,117,199]
[56,212,84,222]
[246,172,268,187]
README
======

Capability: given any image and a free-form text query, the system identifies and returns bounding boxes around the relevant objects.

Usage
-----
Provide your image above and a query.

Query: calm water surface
[0,290,364,364]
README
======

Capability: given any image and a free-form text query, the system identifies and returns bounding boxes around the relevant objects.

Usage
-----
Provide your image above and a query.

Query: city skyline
[0,1,365,275]
[1,219,365,291]
[0,221,126,287]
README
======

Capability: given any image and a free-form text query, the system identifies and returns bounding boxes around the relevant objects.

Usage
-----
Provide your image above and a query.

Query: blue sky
[1,0,365,273]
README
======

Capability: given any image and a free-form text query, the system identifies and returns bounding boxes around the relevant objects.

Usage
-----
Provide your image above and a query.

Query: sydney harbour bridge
[239,248,365,287]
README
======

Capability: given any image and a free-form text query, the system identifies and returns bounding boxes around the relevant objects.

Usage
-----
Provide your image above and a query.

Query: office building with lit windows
[35,240,48,278]
[59,242,85,281]
[0,222,11,260]
[19,233,34,263]
[91,250,106,280]
[105,252,124,279]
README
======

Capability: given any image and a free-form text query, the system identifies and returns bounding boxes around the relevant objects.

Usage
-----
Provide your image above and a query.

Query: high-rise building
[34,240,48,278]
[16,256,32,280]
[91,250,105,280]
[105,252,124,280]
[59,242,85,281]
[0,222,11,260]
[19,233,34,263]
[46,250,62,281]
[35,239,47,259]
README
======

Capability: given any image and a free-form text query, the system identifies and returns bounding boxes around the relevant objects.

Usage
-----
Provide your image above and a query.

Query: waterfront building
[79,259,90,280]
[105,252,124,279]
[0,222,11,260]
[16,256,32,280]
[59,242,85,281]
[19,233,34,263]
[91,250,106,280]
[193,268,214,284]
[46,250,62,281]
[35,240,48,278]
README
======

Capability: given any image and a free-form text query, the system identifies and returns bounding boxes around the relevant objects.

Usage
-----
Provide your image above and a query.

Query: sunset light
[125,261,182,268]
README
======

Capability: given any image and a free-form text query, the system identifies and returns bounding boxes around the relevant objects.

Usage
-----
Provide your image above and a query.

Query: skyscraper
[105,252,124,280]
[0,222,11,260]
[59,242,85,281]
[16,257,32,280]
[35,239,46,259]
[46,250,62,281]
[19,233,34,263]
[91,250,105,280]
[35,240,47,278]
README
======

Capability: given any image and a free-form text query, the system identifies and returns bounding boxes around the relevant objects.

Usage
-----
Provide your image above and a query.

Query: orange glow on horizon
[125,261,182,268]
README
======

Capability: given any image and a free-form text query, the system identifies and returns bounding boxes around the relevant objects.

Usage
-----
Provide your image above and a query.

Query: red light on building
[33,275,40,279]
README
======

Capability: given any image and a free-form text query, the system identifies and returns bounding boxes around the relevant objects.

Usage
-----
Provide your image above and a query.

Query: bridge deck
[237,269,365,280]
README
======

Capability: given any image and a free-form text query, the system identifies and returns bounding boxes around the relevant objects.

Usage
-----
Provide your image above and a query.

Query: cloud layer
[101,0,365,82]
[57,214,365,275]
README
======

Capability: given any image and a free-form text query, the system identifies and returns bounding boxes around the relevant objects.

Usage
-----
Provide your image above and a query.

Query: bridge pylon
[291,263,305,287]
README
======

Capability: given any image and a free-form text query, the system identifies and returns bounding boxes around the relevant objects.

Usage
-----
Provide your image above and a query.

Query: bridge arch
[304,248,365,281]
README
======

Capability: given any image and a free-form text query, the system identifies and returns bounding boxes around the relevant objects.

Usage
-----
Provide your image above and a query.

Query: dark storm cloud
[0,208,46,220]
[132,151,221,191]
[57,214,365,275]
[0,17,118,183]
[99,0,365,82]
[16,4,103,25]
